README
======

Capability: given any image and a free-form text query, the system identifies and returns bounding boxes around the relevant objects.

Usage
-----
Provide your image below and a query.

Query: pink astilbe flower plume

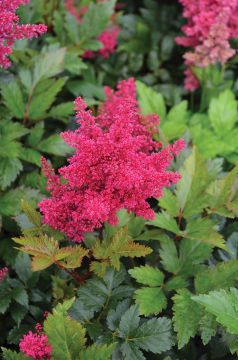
[0,267,8,282]
[19,328,51,360]
[177,0,238,91]
[0,0,47,68]
[39,78,185,242]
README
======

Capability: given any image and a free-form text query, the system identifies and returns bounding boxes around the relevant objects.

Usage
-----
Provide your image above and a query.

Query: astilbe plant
[177,0,238,90]
[0,0,47,68]
[39,78,185,242]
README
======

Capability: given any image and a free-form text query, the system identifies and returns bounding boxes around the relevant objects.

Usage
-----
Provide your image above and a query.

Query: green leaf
[79,0,116,42]
[1,348,28,360]
[13,253,32,284]
[208,166,238,217]
[134,287,167,316]
[136,81,166,121]
[12,287,29,307]
[184,218,225,249]
[129,265,164,286]
[0,283,12,314]
[162,101,188,139]
[119,307,173,357]
[173,289,201,349]
[32,47,66,85]
[19,148,41,166]
[11,304,27,326]
[159,189,180,217]
[209,90,237,136]
[199,312,217,345]
[44,306,86,360]
[48,102,74,122]
[37,134,72,156]
[192,288,238,335]
[1,80,25,119]
[195,259,238,294]
[175,148,211,218]
[107,299,131,331]
[76,268,133,315]
[27,122,44,147]
[147,211,180,234]
[0,120,29,141]
[160,237,180,274]
[0,187,40,216]
[28,78,67,120]
[176,239,212,276]
[0,158,23,190]
[92,227,152,274]
[80,344,116,360]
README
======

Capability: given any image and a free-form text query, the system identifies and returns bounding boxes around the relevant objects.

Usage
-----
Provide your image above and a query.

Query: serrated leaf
[118,304,140,336]
[159,189,180,217]
[21,200,42,228]
[79,0,116,42]
[129,265,164,286]
[77,268,132,315]
[162,101,188,139]
[0,158,23,190]
[37,134,72,156]
[27,122,44,147]
[13,253,32,284]
[56,245,89,269]
[173,288,201,349]
[12,234,59,271]
[28,78,67,120]
[11,304,27,326]
[208,166,238,217]
[195,259,238,294]
[48,102,74,122]
[192,288,238,335]
[209,90,237,136]
[107,299,131,331]
[19,148,41,166]
[90,261,108,277]
[175,148,211,218]
[0,188,29,216]
[199,312,217,345]
[33,48,66,85]
[147,211,180,234]
[160,237,180,274]
[0,284,12,314]
[136,81,166,121]
[80,343,116,360]
[44,309,86,360]
[92,227,151,274]
[119,307,173,357]
[184,218,225,249]
[1,80,25,119]
[0,120,29,141]
[134,287,167,316]
[1,348,28,360]
[12,287,28,308]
